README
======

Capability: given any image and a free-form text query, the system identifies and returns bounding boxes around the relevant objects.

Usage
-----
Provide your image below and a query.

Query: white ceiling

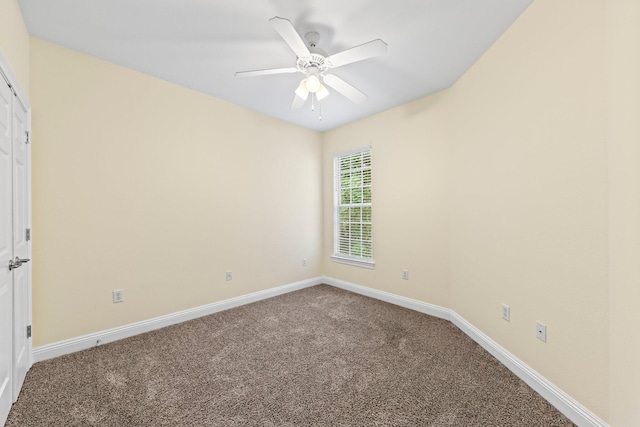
[18,0,532,132]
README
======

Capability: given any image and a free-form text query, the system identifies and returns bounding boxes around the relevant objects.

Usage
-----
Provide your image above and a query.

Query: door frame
[0,49,33,399]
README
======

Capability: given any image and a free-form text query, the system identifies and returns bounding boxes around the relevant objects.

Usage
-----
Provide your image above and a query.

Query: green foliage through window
[334,149,372,261]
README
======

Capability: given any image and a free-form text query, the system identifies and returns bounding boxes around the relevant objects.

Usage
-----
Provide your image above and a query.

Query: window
[332,148,374,268]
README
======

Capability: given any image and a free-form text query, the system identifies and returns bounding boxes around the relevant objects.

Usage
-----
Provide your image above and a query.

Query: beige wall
[323,0,617,422]
[29,38,323,346]
[0,0,30,94]
[448,0,609,419]
[322,93,452,309]
[606,0,640,425]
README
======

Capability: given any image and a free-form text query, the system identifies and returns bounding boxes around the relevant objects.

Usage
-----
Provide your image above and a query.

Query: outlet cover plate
[112,290,124,304]
[536,321,547,342]
[226,271,233,281]
[502,304,510,321]
[402,270,409,280]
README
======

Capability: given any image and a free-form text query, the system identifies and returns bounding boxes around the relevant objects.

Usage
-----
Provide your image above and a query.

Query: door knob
[8,257,29,271]
[8,258,20,271]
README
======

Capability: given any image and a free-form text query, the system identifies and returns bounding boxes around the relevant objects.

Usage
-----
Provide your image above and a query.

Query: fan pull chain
[311,92,315,111]
[318,97,322,121]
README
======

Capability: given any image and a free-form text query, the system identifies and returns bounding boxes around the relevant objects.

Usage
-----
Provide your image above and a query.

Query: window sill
[331,256,375,269]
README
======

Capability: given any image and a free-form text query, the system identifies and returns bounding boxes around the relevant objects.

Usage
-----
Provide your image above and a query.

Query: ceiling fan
[235,17,388,110]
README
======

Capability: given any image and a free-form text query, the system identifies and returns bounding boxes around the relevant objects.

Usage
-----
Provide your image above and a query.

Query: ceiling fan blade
[327,39,388,68]
[291,93,308,109]
[323,74,367,103]
[235,67,299,77]
[269,16,310,59]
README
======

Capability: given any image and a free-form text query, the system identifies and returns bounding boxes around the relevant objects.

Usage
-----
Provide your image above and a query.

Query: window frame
[331,147,375,269]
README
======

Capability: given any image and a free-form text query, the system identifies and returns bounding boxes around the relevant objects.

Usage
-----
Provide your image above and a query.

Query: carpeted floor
[6,284,574,426]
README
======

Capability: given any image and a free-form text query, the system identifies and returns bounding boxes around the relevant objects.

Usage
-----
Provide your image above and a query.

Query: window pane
[351,224,362,240]
[351,188,362,203]
[341,172,350,188]
[351,171,362,187]
[362,152,371,167]
[362,244,372,258]
[351,155,362,169]
[340,157,350,171]
[362,206,371,222]
[341,189,350,204]
[340,207,349,222]
[363,186,371,203]
[362,224,372,240]
[350,242,362,257]
[350,207,361,222]
[363,169,371,185]
[340,223,349,239]
[339,237,349,248]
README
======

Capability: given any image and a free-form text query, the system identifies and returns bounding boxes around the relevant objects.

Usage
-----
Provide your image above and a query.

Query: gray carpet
[6,284,574,426]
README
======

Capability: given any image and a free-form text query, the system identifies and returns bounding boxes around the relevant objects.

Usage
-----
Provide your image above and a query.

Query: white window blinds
[333,148,373,267]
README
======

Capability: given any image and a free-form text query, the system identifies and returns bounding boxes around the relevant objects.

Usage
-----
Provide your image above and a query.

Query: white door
[0,75,14,427]
[11,95,29,399]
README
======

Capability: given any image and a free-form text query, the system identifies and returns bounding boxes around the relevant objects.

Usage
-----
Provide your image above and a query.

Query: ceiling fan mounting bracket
[305,31,320,48]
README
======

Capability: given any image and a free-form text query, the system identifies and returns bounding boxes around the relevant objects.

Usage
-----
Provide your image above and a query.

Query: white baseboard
[33,276,323,363]
[323,276,607,427]
[32,275,607,427]
[322,276,451,320]
[450,312,607,427]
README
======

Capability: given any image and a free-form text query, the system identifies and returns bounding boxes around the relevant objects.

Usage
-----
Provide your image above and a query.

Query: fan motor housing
[297,53,328,73]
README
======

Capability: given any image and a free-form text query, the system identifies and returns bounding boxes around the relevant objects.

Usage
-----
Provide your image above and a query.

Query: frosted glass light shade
[295,80,309,99]
[305,75,321,92]
[316,84,329,101]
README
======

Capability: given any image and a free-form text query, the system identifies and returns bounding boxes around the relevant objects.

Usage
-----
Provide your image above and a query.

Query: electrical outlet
[536,322,547,342]
[226,271,233,281]
[402,270,409,280]
[302,258,307,267]
[502,304,510,321]
[112,290,124,304]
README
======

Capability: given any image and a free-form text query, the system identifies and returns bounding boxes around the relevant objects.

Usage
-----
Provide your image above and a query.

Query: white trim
[333,145,372,158]
[33,277,323,363]
[0,49,33,372]
[322,277,607,427]
[330,256,375,269]
[31,275,607,427]
[25,86,33,375]
[322,276,450,320]
[450,312,608,427]
[0,50,33,408]
[0,50,31,110]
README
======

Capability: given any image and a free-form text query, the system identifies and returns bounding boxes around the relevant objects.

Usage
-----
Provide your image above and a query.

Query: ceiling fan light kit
[235,16,388,119]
